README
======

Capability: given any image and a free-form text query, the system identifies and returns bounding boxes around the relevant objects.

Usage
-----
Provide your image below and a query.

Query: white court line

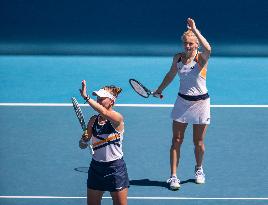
[0,103,268,108]
[0,196,268,200]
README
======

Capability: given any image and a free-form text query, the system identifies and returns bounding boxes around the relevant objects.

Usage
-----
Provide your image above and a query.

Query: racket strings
[130,80,150,98]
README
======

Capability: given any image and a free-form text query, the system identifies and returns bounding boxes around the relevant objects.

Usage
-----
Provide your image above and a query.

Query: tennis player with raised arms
[79,80,129,205]
[154,18,212,190]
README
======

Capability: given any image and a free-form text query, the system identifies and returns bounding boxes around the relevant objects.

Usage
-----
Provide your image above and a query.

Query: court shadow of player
[74,167,88,173]
[74,169,196,189]
[129,178,195,190]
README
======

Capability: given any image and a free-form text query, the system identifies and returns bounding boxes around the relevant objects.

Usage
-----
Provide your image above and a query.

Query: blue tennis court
[1,55,268,205]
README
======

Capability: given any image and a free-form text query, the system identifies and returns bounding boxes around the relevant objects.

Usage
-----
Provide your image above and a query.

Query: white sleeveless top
[91,115,124,162]
[177,54,208,96]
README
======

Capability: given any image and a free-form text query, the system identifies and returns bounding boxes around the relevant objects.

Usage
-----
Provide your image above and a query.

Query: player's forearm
[86,98,107,116]
[157,72,175,92]
[192,28,211,54]
[85,98,120,124]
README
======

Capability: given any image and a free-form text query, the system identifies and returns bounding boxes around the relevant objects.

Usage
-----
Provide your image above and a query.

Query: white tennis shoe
[195,166,205,184]
[167,176,180,190]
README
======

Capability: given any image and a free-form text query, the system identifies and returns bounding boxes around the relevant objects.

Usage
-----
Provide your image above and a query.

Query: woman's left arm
[187,18,212,64]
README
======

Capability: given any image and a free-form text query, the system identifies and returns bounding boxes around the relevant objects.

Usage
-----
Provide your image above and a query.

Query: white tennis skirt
[171,96,211,124]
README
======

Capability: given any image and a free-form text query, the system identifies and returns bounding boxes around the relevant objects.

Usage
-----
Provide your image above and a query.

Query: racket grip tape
[82,129,90,142]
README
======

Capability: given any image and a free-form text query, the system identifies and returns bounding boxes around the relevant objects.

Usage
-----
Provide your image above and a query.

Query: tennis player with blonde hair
[79,80,129,205]
[154,18,212,190]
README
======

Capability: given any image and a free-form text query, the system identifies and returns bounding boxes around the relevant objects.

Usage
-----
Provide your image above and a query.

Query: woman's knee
[193,140,205,149]
[87,189,103,205]
[110,188,128,205]
[171,136,184,149]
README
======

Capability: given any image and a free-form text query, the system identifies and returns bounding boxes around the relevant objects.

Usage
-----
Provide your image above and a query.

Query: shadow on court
[74,167,88,173]
[74,167,195,189]
[129,179,195,190]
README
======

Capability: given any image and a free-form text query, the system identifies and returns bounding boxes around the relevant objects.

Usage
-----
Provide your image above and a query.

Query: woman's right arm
[79,115,97,149]
[154,54,180,95]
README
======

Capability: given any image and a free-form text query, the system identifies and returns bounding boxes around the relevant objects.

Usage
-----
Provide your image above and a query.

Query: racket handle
[82,130,89,139]
[81,130,89,145]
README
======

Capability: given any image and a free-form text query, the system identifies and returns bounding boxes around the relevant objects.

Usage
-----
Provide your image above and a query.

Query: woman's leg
[193,124,208,184]
[110,188,128,205]
[87,188,104,205]
[170,121,188,176]
[193,124,208,167]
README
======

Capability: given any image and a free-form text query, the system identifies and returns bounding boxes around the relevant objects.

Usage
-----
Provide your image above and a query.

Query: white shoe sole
[170,184,180,190]
[195,179,205,184]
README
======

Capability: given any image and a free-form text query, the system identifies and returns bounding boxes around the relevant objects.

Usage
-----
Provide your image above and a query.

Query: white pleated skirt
[171,96,211,124]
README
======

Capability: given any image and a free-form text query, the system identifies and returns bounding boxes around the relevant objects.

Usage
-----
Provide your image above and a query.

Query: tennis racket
[129,79,163,98]
[71,97,94,154]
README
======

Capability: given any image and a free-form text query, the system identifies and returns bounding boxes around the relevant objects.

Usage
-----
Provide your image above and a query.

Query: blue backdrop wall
[0,0,267,56]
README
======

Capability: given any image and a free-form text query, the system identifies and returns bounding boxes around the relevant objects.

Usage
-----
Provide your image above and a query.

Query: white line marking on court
[0,103,72,107]
[0,196,268,200]
[0,103,268,108]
